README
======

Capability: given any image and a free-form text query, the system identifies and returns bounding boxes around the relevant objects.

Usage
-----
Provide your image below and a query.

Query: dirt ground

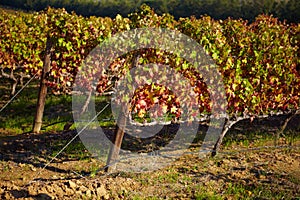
[0,114,299,199]
[0,126,299,199]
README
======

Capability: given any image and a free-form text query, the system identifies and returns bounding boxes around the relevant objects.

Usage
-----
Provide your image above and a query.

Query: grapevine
[0,5,299,154]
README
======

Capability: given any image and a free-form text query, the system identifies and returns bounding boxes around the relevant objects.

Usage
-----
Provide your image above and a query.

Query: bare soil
[0,126,299,199]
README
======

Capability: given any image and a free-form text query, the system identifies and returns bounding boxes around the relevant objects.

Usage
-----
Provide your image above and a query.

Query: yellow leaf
[162,105,168,113]
[171,106,177,113]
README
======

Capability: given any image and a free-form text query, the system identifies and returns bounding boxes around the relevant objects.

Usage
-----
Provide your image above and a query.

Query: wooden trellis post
[32,37,54,133]
[105,52,139,172]
[104,112,127,172]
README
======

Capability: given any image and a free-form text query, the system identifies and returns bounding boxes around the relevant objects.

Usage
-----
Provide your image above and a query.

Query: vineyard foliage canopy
[0,5,299,122]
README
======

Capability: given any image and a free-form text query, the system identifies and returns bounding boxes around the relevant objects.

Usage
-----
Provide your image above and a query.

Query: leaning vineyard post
[105,52,139,172]
[32,37,54,133]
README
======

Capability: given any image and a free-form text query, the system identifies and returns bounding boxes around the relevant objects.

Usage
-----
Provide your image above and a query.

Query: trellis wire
[27,143,300,184]
[24,100,299,183]
[27,115,300,182]
[27,102,110,185]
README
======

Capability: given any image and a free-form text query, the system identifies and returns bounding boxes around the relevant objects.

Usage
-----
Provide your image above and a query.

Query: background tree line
[0,0,299,23]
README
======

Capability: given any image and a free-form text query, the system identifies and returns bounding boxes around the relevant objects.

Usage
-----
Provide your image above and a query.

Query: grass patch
[195,192,222,200]
[49,138,91,161]
[229,183,287,200]
[0,80,115,134]
[223,128,300,150]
